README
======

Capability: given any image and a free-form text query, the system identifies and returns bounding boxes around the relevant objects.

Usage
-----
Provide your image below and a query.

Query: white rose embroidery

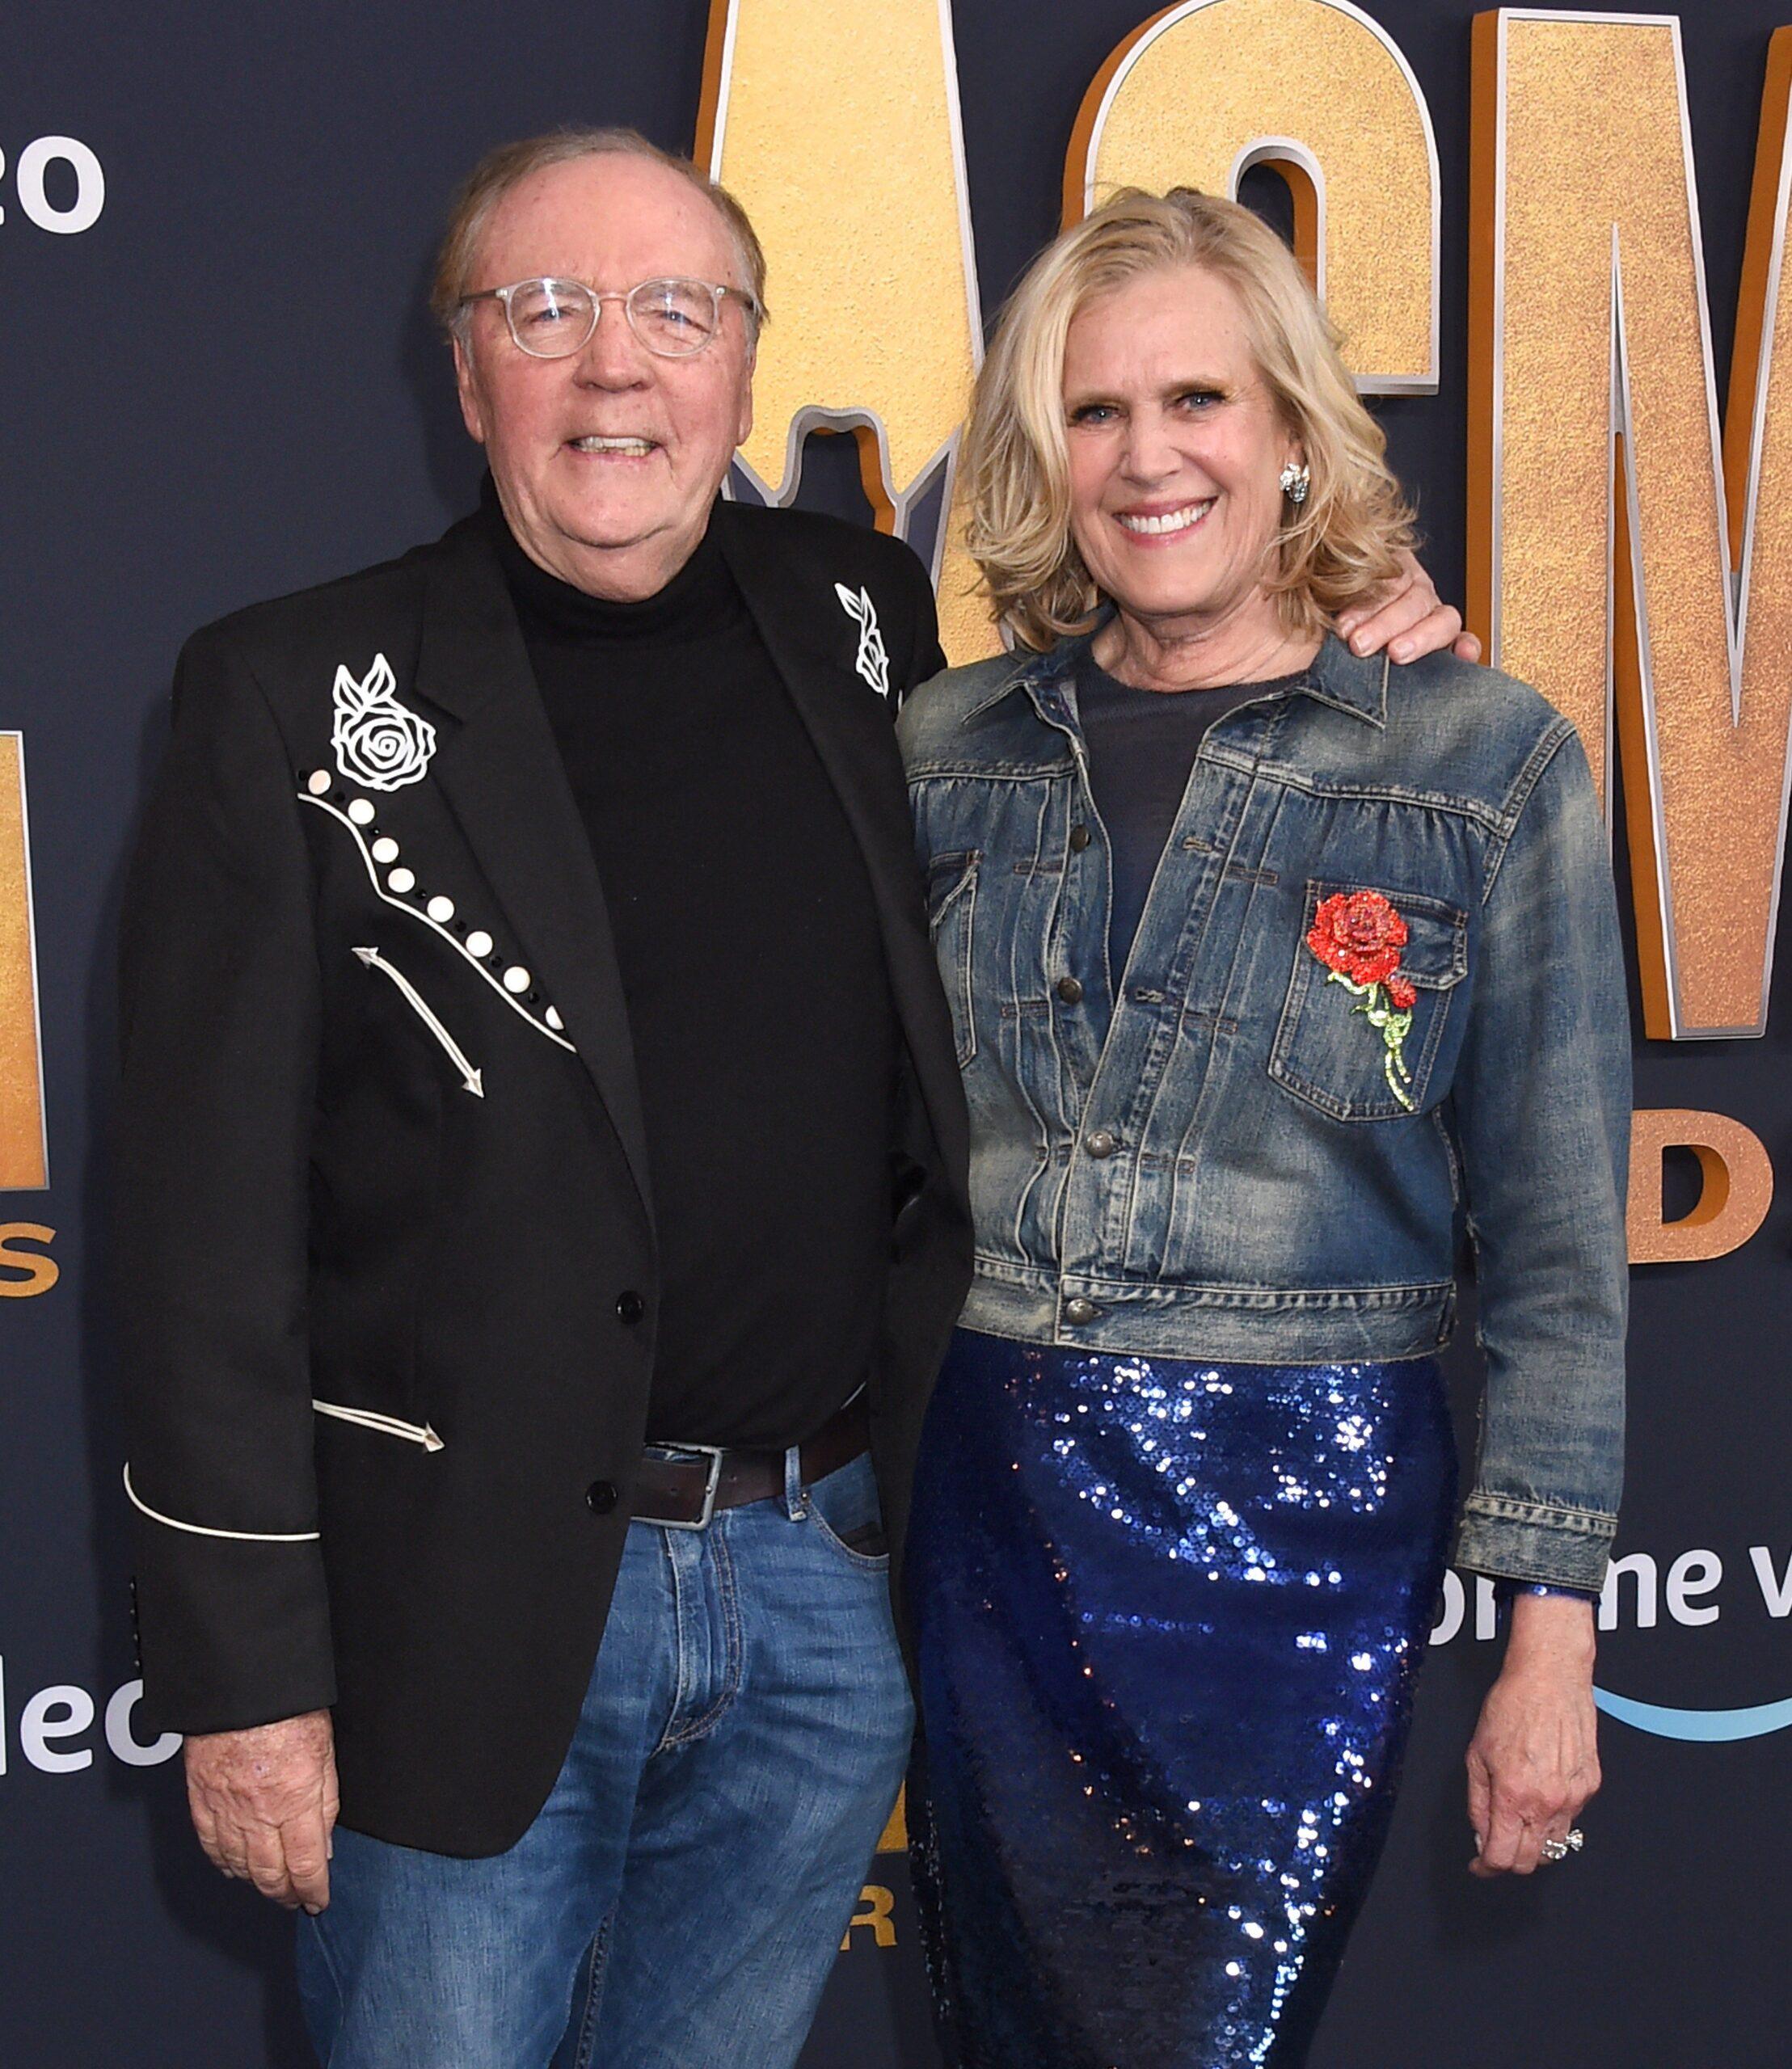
[835,584,891,700]
[331,654,436,792]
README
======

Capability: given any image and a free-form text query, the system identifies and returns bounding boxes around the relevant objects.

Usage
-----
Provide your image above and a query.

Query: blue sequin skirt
[905,1329,1457,2069]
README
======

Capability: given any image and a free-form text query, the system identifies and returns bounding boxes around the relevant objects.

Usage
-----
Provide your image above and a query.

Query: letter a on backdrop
[698,0,995,661]
[1470,15,1792,1039]
[1068,0,1440,392]
[0,735,47,1191]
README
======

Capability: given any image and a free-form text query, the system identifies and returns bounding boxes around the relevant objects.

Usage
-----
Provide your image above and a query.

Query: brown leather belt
[630,1391,871,1530]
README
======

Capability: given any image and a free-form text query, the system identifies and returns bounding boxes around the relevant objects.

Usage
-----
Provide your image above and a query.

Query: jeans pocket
[806,1451,892,1570]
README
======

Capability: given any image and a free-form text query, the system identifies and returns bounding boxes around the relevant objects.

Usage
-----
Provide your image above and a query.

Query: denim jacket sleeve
[1449,720,1630,1591]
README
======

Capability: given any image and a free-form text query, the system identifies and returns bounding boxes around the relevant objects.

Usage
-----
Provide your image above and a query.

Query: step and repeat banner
[4,2,1790,2063]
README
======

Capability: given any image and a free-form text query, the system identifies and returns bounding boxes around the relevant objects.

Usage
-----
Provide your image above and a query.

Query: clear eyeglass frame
[457,275,760,360]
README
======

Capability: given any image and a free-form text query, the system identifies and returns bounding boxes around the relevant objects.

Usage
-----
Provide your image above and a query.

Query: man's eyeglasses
[458,276,761,360]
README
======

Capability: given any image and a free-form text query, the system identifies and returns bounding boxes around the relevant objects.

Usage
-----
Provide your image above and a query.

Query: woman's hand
[1465,1591,1600,1877]
[1336,549,1483,665]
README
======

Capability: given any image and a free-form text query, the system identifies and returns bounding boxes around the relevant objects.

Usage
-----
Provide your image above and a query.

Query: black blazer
[115,501,972,1856]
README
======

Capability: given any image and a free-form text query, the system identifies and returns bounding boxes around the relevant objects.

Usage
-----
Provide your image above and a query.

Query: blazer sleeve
[896,537,948,697]
[115,626,336,1736]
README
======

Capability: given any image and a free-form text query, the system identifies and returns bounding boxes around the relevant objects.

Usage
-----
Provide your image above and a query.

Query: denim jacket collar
[964,623,1391,733]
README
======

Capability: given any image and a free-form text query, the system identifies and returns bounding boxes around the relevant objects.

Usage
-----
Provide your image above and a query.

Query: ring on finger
[1540,1827,1585,1864]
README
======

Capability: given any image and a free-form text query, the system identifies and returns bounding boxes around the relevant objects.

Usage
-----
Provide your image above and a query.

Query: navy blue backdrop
[2,4,1787,2063]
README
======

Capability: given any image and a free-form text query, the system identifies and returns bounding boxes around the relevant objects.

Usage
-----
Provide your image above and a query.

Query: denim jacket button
[1056,976,1085,1005]
[1064,1297,1100,1325]
[1084,1130,1118,1159]
[1068,824,1092,853]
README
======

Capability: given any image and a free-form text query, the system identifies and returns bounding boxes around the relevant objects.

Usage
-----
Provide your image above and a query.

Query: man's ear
[736,359,754,452]
[453,334,488,446]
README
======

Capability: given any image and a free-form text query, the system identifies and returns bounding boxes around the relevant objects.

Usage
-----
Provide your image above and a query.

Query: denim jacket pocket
[1270,881,1469,1120]
[926,850,980,1068]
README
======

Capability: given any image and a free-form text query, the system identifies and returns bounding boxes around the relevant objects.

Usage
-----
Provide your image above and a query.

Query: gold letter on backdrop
[1627,1110,1773,1264]
[0,1224,57,1299]
[698,0,995,660]
[1471,15,1792,1039]
[876,1788,907,1853]
[1068,0,1439,391]
[839,1886,897,1951]
[0,735,48,1192]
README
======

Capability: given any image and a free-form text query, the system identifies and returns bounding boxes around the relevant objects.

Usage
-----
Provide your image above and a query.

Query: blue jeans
[296,1448,912,2068]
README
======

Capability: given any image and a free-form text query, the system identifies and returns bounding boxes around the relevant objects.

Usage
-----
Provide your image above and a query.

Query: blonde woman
[896,189,1626,2067]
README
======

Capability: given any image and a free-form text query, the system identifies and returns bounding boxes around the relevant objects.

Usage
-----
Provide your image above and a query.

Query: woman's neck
[1092,596,1322,692]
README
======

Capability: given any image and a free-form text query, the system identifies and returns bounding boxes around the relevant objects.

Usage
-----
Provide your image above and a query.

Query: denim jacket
[896,630,1630,1590]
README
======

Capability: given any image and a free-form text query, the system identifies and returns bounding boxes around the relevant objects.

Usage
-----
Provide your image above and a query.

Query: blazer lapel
[411,521,655,1223]
[712,508,970,1190]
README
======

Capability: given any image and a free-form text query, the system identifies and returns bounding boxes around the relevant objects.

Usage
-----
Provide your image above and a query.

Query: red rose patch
[1307,889,1409,988]
[1305,890,1420,1111]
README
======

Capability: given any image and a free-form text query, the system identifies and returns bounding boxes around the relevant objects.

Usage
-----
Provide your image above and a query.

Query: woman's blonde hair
[962,186,1414,650]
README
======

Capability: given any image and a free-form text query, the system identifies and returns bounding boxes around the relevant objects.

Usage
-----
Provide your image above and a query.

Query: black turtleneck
[487,487,896,1448]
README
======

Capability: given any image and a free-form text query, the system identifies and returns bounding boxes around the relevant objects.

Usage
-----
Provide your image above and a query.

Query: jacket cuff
[132,1532,337,1738]
[1454,1492,1616,1592]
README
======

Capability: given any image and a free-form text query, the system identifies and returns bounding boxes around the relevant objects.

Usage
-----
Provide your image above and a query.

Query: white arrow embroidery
[353,946,484,1097]
[310,1399,445,1451]
[835,583,892,700]
[332,654,436,791]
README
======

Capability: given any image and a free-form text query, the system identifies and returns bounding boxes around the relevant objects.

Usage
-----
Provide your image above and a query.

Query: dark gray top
[1074,648,1304,976]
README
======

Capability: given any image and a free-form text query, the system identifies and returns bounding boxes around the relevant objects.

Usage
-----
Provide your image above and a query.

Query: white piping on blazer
[298,791,576,1053]
[353,946,483,1097]
[122,1464,322,1543]
[310,1400,445,1452]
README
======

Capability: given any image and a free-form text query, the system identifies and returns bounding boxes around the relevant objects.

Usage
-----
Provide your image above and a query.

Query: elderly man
[116,129,1469,2067]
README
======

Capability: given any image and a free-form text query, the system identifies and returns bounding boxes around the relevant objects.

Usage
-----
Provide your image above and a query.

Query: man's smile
[567,434,660,457]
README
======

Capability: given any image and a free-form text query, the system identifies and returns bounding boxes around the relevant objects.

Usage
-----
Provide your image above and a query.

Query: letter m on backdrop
[1470,11,1792,1039]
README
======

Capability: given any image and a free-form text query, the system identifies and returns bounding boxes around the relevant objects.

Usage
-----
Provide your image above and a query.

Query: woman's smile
[1111,496,1216,539]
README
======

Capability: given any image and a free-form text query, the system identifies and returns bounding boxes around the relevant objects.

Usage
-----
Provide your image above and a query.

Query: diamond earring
[1278,460,1311,505]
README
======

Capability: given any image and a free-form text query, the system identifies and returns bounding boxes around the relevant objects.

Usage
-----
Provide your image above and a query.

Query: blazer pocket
[1269,883,1469,1121]
[312,1399,445,1451]
[926,851,980,1069]
[353,946,484,1098]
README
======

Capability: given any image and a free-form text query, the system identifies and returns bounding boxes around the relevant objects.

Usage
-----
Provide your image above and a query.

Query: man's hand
[184,1709,339,1912]
[1336,548,1482,666]
[1465,1593,1600,1877]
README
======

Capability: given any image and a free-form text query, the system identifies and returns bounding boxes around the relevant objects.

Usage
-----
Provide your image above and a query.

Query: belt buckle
[646,1443,725,1530]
